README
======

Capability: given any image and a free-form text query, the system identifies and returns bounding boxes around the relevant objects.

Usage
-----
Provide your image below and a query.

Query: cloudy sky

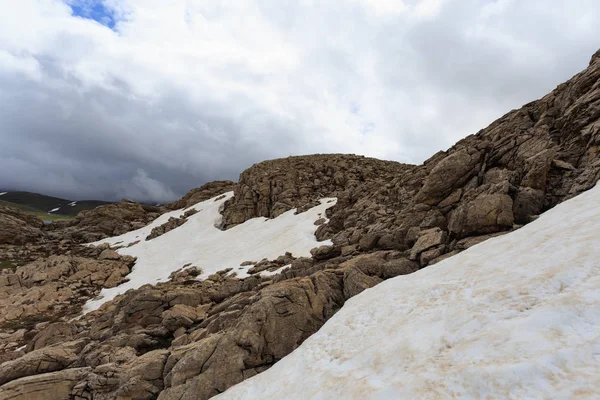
[1,0,599,202]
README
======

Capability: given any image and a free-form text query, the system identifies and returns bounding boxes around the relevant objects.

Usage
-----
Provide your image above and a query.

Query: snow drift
[216,184,600,399]
[85,192,337,311]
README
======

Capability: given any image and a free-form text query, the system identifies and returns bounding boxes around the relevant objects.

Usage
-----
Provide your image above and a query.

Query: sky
[0,0,599,203]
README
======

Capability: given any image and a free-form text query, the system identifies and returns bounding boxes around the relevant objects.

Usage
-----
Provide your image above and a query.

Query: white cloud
[359,0,409,16]
[0,50,42,80]
[0,0,599,201]
[125,169,177,203]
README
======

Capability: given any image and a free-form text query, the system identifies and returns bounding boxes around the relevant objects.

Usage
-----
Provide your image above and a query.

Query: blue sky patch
[69,0,116,30]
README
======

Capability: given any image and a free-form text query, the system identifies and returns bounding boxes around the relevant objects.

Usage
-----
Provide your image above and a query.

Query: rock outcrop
[146,209,198,241]
[0,339,88,385]
[314,48,600,268]
[0,367,91,400]
[0,207,44,245]
[0,250,408,399]
[164,181,235,210]
[221,154,412,228]
[0,245,136,363]
[40,181,235,245]
[45,200,163,244]
[1,49,600,399]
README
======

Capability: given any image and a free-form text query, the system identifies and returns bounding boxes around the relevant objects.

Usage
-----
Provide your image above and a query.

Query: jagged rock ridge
[0,49,599,399]
[221,154,411,228]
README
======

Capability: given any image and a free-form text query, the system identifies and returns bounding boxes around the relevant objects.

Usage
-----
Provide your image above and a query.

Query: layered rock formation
[0,206,44,246]
[0,250,408,399]
[0,183,232,369]
[308,51,600,267]
[0,245,136,364]
[1,50,600,399]
[221,154,411,228]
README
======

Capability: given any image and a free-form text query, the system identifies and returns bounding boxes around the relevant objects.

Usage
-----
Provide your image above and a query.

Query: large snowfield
[216,184,600,399]
[84,192,337,311]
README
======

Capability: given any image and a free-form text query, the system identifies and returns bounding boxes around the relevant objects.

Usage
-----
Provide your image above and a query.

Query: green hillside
[0,191,110,217]
[0,199,74,221]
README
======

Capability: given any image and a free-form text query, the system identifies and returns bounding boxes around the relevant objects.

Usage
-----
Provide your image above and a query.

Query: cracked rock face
[1,49,600,399]
[220,154,413,228]
[0,206,44,245]
[0,248,136,356]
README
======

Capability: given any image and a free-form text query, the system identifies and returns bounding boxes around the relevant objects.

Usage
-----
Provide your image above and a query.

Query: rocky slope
[0,206,44,246]
[216,181,600,399]
[44,200,164,244]
[0,184,227,363]
[0,49,599,399]
[220,154,411,228]
[164,181,234,210]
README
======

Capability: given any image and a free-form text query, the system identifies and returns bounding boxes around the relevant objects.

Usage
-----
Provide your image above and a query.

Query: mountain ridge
[0,191,111,218]
[0,48,599,399]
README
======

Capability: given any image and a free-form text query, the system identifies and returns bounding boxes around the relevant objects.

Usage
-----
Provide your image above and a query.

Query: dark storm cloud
[1,0,599,203]
[0,60,302,202]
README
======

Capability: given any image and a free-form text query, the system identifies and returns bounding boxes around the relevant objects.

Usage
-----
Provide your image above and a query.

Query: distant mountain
[0,191,110,218]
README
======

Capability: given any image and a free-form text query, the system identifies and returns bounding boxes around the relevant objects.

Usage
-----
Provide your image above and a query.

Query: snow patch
[69,201,77,206]
[84,192,337,311]
[259,264,290,277]
[48,207,60,213]
[216,183,600,399]
[0,192,7,196]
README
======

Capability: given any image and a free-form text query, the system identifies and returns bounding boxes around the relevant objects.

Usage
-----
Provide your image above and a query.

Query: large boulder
[449,193,514,238]
[409,228,447,260]
[513,186,545,223]
[0,339,87,385]
[0,206,44,245]
[220,154,411,228]
[28,322,76,351]
[0,367,91,400]
[415,148,483,205]
[520,148,555,190]
[146,216,188,241]
[342,266,382,299]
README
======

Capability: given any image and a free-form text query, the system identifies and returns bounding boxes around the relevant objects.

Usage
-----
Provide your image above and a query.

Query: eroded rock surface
[0,207,44,246]
[45,200,163,244]
[2,49,600,400]
[221,154,412,228]
[0,246,136,361]
[1,250,407,399]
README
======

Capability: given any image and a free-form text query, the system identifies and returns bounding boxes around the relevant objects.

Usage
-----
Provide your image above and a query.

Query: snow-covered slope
[216,184,600,399]
[85,192,337,311]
